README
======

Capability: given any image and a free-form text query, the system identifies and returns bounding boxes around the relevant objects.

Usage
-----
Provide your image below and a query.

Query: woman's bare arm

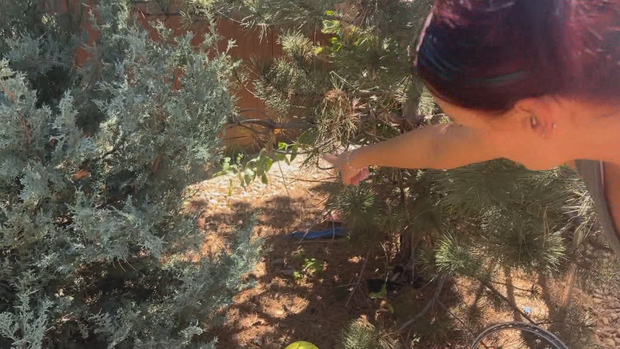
[349,123,501,170]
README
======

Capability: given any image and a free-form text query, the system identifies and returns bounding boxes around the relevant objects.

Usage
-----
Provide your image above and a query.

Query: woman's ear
[514,97,561,139]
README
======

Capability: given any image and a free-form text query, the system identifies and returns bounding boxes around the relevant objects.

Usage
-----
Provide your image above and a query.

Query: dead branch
[239,108,276,122]
[359,112,422,128]
[396,276,446,333]
[272,176,337,184]
[489,280,538,294]
[354,89,395,98]
[228,117,309,135]
[437,299,490,349]
[346,251,370,307]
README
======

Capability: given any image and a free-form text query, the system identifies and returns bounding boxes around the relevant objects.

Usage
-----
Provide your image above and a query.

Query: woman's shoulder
[572,159,603,190]
[572,159,601,175]
[573,159,620,255]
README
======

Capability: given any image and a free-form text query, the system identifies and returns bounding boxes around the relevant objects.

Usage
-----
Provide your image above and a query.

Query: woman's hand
[323,152,370,186]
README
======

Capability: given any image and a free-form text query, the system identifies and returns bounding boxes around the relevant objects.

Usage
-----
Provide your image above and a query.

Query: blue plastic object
[286,227,347,240]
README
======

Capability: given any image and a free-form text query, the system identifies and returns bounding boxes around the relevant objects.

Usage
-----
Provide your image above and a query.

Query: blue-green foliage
[0,1,260,348]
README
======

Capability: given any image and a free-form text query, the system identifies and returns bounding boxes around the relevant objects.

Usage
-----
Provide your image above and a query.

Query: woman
[326,0,620,254]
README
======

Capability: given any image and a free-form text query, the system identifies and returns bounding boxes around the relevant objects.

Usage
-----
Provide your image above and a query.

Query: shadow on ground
[189,181,465,349]
[538,275,597,349]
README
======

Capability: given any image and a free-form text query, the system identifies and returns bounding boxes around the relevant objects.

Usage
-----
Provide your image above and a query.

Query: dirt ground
[189,156,620,349]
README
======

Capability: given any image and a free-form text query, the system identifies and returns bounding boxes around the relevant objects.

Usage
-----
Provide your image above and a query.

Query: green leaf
[278,142,288,151]
[238,171,246,188]
[369,291,383,299]
[255,165,264,176]
[290,145,299,162]
[244,168,255,185]
[264,157,274,172]
[369,283,387,299]
[254,157,264,175]
[214,157,232,176]
[261,173,269,185]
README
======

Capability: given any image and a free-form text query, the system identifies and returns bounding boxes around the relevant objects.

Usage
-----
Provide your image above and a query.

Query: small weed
[303,258,325,276]
[293,257,326,282]
[369,283,387,300]
[369,283,394,314]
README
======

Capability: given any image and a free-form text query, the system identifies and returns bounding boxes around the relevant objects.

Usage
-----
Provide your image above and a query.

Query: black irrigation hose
[472,322,569,349]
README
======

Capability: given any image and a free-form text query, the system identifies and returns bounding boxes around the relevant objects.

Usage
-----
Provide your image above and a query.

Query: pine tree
[198,0,599,273]
[195,0,607,334]
[0,1,260,348]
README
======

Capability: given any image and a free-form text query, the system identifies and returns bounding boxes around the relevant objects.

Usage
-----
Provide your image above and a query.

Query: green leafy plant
[293,270,304,282]
[368,283,387,300]
[215,142,299,192]
[368,283,394,314]
[303,257,325,277]
[216,150,274,189]
[293,257,325,282]
[276,141,299,164]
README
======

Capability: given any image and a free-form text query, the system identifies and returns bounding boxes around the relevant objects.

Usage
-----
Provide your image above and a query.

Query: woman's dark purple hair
[415,0,620,111]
